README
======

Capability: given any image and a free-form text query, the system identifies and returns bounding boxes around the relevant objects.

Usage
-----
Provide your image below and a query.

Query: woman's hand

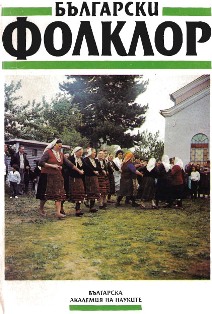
[52,164,62,170]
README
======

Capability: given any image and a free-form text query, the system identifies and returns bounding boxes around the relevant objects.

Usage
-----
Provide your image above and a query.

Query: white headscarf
[147,157,156,172]
[72,146,83,155]
[86,148,92,157]
[44,138,58,152]
[174,157,183,169]
[162,155,171,172]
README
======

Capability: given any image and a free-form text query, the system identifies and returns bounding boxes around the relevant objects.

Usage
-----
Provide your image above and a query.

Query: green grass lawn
[4,194,210,280]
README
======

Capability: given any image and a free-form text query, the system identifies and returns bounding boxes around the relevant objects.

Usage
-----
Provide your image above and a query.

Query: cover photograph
[0,0,211,313]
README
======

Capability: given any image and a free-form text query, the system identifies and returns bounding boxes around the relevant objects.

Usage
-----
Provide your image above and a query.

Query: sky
[137,73,200,138]
[5,73,200,140]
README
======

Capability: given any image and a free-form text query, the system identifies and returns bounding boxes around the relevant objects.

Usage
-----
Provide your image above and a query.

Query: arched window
[190,133,209,166]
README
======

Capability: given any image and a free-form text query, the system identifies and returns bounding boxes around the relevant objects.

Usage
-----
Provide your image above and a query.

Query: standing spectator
[195,164,201,198]
[196,164,201,173]
[8,164,21,199]
[199,161,210,198]
[190,165,200,201]
[185,162,193,176]
[113,150,124,194]
[184,162,194,198]
[10,145,29,195]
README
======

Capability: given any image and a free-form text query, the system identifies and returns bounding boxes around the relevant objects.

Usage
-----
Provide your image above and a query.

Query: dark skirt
[171,184,184,200]
[69,177,86,202]
[108,174,115,195]
[199,173,210,194]
[98,174,110,196]
[36,173,66,201]
[155,178,172,201]
[84,176,100,200]
[140,177,156,200]
[119,177,134,197]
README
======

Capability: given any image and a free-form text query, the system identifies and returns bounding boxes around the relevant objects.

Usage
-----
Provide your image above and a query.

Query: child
[190,166,200,201]
[8,164,21,198]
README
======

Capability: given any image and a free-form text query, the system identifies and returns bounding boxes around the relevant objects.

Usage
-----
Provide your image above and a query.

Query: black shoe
[75,211,84,217]
[60,209,66,215]
[99,205,104,209]
[89,208,98,213]
[115,203,120,207]
[132,202,140,207]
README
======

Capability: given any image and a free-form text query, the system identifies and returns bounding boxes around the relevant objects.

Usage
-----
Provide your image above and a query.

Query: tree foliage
[43,94,89,147]
[134,130,164,161]
[4,81,54,141]
[60,75,148,148]
[5,80,25,139]
[4,81,89,147]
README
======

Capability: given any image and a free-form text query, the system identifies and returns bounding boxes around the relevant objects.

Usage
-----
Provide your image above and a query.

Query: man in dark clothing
[10,145,29,194]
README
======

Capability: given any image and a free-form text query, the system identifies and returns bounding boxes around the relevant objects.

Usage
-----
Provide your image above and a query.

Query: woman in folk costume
[62,146,86,217]
[113,149,124,194]
[140,157,158,208]
[116,152,143,207]
[36,139,84,219]
[155,155,172,207]
[96,150,110,209]
[170,157,185,208]
[83,148,100,213]
[106,154,116,203]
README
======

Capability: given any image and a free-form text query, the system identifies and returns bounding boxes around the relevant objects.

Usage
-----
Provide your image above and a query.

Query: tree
[4,81,89,147]
[4,81,55,141]
[134,130,164,161]
[4,80,24,139]
[60,75,148,148]
[42,94,89,147]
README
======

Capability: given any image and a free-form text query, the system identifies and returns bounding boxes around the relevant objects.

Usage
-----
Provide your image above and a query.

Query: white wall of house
[164,90,210,166]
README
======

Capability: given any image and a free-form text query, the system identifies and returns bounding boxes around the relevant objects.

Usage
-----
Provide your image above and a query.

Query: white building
[160,75,210,167]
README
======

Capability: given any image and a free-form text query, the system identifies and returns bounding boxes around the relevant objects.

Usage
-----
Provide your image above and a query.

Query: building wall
[23,145,45,169]
[173,79,210,105]
[6,141,69,170]
[164,92,210,166]
[7,144,46,170]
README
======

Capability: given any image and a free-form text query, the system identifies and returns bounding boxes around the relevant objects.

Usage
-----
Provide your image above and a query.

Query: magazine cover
[1,0,211,313]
